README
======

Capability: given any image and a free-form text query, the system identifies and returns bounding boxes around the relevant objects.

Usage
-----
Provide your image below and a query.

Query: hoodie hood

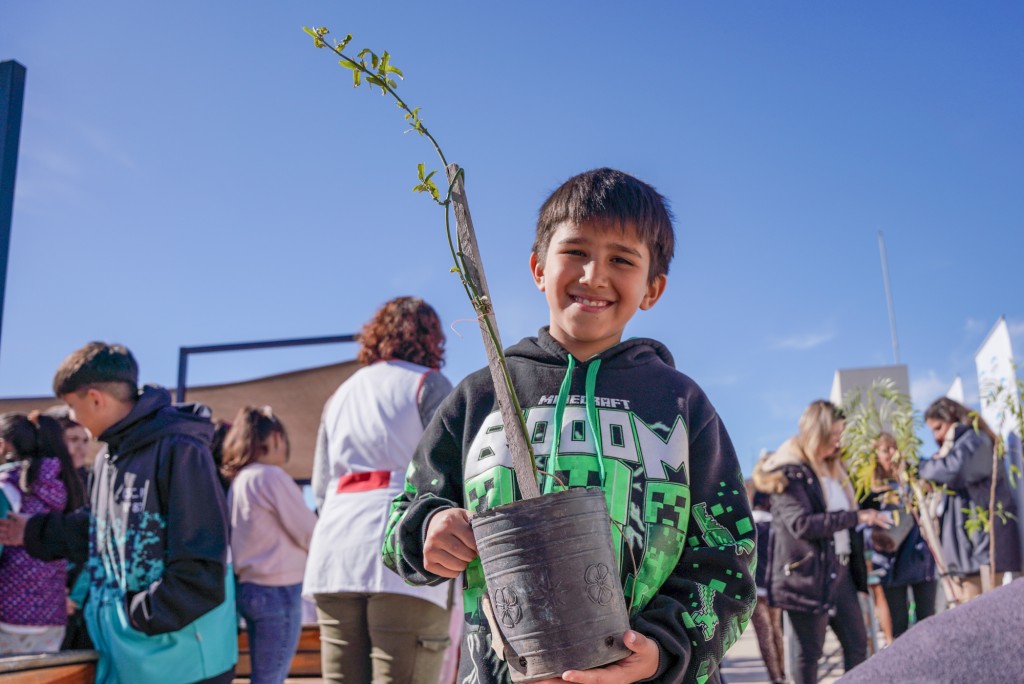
[100,385,214,456]
[752,438,808,494]
[505,327,676,370]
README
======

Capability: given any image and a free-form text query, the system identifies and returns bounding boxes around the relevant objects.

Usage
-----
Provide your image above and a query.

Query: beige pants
[314,592,451,684]
[953,566,992,602]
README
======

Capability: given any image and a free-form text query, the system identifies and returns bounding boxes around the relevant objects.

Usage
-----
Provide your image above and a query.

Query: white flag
[946,375,965,403]
[974,317,1019,435]
[974,317,1024,559]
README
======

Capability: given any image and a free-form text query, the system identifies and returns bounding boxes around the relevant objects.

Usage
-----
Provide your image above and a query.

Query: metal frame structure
[0,60,27,362]
[175,334,356,403]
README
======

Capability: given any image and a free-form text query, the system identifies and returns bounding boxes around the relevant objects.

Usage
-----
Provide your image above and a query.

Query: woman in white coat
[304,297,454,684]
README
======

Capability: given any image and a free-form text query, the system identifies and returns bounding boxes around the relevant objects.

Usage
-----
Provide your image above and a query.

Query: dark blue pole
[0,61,27,365]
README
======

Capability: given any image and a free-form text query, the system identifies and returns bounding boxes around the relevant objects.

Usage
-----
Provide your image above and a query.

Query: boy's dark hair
[52,342,139,402]
[533,167,675,282]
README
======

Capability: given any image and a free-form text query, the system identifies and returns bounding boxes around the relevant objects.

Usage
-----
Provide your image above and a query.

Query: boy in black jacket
[0,343,236,684]
[383,168,756,684]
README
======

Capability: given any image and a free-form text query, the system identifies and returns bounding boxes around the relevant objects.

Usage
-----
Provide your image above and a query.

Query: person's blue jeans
[237,582,303,684]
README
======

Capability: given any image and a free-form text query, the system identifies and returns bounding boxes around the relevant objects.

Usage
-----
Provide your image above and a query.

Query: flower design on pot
[494,586,523,628]
[530,569,566,609]
[585,563,614,605]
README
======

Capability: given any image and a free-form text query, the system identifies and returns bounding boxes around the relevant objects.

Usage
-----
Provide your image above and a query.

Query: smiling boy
[383,168,755,684]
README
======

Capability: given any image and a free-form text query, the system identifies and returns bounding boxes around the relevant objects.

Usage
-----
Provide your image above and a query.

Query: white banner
[974,317,1024,558]
[975,317,1019,435]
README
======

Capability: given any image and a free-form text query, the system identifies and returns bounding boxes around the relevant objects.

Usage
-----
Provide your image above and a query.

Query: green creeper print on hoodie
[383,329,756,684]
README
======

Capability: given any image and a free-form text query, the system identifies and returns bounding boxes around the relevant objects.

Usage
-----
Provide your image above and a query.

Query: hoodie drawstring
[548,355,606,490]
[585,358,607,486]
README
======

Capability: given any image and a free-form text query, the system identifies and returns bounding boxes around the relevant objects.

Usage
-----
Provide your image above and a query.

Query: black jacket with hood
[26,385,230,634]
[753,441,860,614]
[383,329,756,684]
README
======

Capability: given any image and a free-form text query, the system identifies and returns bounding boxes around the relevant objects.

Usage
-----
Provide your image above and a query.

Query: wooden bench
[236,625,321,677]
[0,651,98,684]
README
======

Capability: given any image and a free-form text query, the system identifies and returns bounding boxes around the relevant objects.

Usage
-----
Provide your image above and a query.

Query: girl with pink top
[0,412,86,654]
[222,407,317,684]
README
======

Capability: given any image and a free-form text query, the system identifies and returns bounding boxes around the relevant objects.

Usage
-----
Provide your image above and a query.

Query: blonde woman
[754,400,890,684]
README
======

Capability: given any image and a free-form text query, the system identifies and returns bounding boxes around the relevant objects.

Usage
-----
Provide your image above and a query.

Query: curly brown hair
[357,296,445,369]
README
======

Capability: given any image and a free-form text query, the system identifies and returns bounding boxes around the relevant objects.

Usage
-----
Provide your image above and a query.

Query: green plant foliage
[304,25,539,482]
[840,378,922,506]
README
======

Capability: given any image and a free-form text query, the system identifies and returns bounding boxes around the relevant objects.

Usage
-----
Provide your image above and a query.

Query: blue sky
[2,2,1022,474]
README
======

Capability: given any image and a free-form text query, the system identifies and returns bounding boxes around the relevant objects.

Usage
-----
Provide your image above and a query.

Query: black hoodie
[384,329,756,684]
[26,386,230,634]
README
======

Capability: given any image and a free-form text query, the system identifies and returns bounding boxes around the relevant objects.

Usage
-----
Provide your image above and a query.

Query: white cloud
[74,122,138,171]
[23,146,81,178]
[770,331,835,351]
[965,318,987,334]
[910,369,950,406]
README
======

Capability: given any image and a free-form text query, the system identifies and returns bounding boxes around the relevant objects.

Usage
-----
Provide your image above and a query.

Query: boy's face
[62,389,130,439]
[531,219,666,360]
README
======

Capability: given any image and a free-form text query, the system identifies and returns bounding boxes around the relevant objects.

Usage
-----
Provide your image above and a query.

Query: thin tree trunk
[446,163,540,500]
[989,442,999,590]
[907,479,961,605]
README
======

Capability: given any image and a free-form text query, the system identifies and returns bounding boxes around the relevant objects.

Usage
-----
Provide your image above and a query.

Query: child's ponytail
[220,406,289,482]
[33,413,87,511]
[0,412,86,511]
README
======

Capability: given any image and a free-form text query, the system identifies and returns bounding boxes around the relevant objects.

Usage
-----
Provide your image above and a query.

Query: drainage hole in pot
[605,636,615,647]
[519,656,527,668]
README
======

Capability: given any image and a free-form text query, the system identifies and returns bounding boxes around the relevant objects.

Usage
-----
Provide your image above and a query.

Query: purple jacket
[0,458,68,626]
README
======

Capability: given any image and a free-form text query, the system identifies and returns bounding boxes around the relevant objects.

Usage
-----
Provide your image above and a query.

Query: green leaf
[352,70,361,87]
[339,34,353,51]
[338,58,358,71]
[417,163,425,179]
[450,266,460,273]
[303,26,319,38]
[366,75,386,90]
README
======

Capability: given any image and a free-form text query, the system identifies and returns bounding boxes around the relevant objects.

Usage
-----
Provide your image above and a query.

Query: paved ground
[234,625,854,683]
[721,623,850,684]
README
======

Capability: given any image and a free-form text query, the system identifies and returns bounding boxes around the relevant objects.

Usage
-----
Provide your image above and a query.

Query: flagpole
[879,231,901,364]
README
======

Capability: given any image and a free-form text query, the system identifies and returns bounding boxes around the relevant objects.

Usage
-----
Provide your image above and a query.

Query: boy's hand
[533,630,659,683]
[0,512,28,546]
[423,507,478,578]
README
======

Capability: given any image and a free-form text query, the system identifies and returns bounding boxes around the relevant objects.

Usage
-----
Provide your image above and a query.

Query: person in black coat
[753,400,890,684]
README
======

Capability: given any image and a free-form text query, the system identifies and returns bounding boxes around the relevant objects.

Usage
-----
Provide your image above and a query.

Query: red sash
[336,470,391,493]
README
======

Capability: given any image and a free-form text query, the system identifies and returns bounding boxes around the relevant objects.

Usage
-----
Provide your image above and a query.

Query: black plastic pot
[470,487,631,682]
